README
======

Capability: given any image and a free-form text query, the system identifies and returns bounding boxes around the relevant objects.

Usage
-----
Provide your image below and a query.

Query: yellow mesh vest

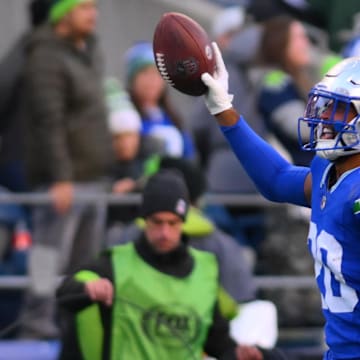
[110,243,218,360]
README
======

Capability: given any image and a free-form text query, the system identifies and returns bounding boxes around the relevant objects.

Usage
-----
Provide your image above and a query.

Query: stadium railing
[0,191,316,291]
[0,191,324,357]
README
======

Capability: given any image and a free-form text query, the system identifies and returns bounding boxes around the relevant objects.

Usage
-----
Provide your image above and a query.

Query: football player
[201,44,360,360]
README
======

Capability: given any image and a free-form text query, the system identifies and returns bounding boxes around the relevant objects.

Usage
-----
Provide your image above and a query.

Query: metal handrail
[254,275,317,289]
[0,192,279,207]
[0,192,304,292]
[0,275,317,290]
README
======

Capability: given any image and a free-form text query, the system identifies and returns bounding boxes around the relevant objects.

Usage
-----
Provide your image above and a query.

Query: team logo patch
[142,304,201,348]
[353,198,360,215]
[175,199,187,216]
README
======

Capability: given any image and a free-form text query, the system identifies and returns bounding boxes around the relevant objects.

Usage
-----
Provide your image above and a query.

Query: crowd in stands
[0,0,359,358]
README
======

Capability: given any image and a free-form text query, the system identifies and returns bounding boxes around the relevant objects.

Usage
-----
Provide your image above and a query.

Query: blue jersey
[221,117,360,358]
[310,156,360,359]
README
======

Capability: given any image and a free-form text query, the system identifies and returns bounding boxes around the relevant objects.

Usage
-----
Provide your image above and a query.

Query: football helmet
[298,57,360,161]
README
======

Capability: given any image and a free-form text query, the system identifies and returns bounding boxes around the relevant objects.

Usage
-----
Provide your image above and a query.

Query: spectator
[191,19,268,259]
[104,77,160,230]
[0,0,51,340]
[106,77,145,196]
[191,10,265,171]
[304,0,360,53]
[124,41,196,160]
[256,15,342,167]
[251,0,360,53]
[257,15,314,166]
[0,0,51,297]
[342,36,360,58]
[0,0,53,193]
[19,0,113,339]
[114,156,279,349]
[0,186,32,338]
[56,170,284,359]
[210,6,246,51]
[341,13,360,58]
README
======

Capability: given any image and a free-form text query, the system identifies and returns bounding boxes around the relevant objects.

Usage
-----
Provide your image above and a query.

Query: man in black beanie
[138,169,190,255]
[56,170,282,360]
[140,169,189,221]
[113,158,279,351]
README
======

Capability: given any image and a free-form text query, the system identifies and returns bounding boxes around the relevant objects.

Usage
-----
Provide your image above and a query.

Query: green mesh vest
[110,242,218,360]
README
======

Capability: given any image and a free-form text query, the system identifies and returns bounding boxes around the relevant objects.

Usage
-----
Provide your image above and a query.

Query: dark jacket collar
[134,233,194,278]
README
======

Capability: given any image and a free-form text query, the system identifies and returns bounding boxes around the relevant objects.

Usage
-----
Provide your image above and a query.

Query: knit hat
[140,170,190,220]
[144,156,207,204]
[211,6,245,39]
[124,41,155,84]
[49,0,95,23]
[159,157,207,204]
[104,77,142,134]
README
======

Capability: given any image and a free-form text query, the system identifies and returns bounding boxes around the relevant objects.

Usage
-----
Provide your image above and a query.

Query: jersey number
[308,222,358,313]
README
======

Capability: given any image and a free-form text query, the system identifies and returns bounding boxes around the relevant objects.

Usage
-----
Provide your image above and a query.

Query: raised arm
[201,43,312,206]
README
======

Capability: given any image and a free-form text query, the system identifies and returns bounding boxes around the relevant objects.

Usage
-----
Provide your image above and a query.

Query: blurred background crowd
[0,0,359,359]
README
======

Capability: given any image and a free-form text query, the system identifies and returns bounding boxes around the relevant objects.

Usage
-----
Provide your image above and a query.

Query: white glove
[201,42,234,115]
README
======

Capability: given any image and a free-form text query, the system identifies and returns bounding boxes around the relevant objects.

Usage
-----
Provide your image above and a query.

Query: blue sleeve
[220,116,310,207]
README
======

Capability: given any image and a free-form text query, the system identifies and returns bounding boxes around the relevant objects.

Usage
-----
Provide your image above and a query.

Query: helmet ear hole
[341,115,360,148]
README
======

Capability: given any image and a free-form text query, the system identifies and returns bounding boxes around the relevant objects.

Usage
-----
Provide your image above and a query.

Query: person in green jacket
[20,0,113,339]
[57,171,284,360]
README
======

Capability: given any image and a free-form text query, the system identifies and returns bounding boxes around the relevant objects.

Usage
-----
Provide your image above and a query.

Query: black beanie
[140,170,190,220]
[159,157,207,203]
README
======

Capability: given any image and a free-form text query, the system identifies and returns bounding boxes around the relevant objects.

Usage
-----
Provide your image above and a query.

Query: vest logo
[142,304,201,348]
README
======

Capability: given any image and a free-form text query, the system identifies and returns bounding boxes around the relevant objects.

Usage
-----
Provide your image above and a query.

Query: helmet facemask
[298,91,360,161]
[298,57,360,161]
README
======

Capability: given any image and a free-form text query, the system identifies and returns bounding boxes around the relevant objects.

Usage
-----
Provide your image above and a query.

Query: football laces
[155,53,175,86]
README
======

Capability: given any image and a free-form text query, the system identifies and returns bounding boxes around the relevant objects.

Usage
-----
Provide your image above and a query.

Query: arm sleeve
[56,252,113,312]
[26,48,73,181]
[220,117,310,207]
[204,301,237,360]
[0,36,26,133]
